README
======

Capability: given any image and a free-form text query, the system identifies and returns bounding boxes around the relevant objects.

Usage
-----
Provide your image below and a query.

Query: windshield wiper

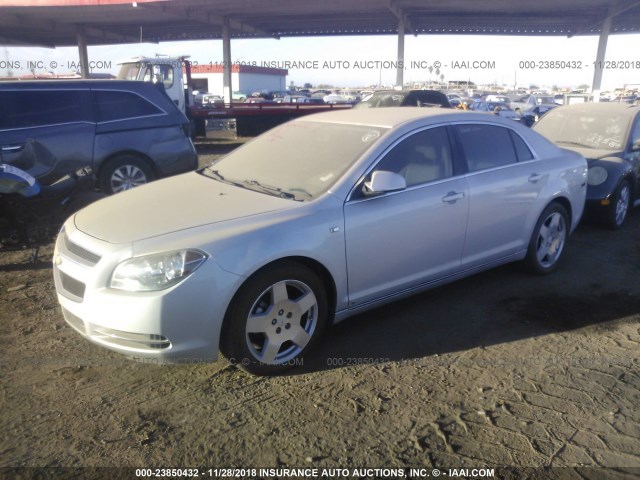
[202,169,297,200]
[242,179,296,200]
[202,168,246,188]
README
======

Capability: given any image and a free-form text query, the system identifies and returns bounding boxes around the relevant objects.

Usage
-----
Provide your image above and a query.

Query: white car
[53,108,587,375]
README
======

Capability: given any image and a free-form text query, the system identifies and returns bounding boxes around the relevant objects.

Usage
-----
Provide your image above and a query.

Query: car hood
[555,145,620,162]
[74,172,295,244]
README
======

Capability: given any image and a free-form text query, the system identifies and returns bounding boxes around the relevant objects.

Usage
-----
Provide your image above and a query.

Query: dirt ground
[1,137,639,478]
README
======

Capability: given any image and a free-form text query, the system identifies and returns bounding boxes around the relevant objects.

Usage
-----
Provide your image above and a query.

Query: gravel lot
[1,137,639,478]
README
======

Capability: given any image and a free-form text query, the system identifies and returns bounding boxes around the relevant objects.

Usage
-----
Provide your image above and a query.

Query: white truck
[117,55,194,115]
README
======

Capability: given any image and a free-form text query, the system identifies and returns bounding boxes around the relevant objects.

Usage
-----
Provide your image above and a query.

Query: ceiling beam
[388,0,414,35]
[141,2,279,39]
[568,0,640,37]
[0,13,142,43]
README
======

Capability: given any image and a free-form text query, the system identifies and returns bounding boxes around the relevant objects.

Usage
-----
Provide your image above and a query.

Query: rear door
[453,123,546,268]
[0,88,94,185]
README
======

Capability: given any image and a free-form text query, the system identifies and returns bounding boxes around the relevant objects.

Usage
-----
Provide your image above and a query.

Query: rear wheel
[524,203,568,275]
[220,261,327,375]
[99,155,154,194]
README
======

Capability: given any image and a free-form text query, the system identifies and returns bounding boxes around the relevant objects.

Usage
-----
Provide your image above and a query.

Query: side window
[455,124,518,172]
[509,130,534,161]
[0,90,89,129]
[374,127,454,188]
[93,90,164,122]
[154,64,175,89]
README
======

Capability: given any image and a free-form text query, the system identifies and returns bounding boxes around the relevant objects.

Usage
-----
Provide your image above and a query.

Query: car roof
[298,106,511,128]
[549,102,640,119]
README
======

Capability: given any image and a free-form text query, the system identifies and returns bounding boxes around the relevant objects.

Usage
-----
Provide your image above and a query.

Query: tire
[604,179,631,230]
[220,261,327,375]
[524,203,569,275]
[99,155,154,194]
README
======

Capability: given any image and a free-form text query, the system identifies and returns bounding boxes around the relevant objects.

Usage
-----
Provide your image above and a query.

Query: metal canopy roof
[1,0,639,48]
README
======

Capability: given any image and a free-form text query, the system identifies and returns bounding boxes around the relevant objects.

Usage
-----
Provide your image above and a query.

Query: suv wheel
[100,156,154,194]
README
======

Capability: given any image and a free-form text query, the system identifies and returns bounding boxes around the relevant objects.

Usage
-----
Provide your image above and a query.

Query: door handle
[528,173,543,183]
[442,191,464,204]
[1,144,25,153]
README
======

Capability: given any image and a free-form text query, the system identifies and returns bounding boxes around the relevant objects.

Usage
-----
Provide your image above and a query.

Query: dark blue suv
[0,80,197,194]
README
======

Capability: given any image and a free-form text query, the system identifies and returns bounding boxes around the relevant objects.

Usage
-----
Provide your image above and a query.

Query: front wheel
[220,261,327,375]
[524,203,568,275]
[604,179,631,230]
[99,156,154,194]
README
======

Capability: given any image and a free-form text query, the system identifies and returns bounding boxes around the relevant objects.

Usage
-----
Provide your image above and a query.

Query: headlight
[111,249,208,292]
[587,166,608,186]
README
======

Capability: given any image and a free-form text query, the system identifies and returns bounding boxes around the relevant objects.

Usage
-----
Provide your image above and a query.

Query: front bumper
[53,220,240,364]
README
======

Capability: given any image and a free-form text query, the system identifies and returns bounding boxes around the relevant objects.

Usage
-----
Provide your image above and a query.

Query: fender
[587,156,633,201]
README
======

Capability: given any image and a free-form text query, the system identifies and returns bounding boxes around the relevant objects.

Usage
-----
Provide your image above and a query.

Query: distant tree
[577,84,590,91]
[303,83,313,89]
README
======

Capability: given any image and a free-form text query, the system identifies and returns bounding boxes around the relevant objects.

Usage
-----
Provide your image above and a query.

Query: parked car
[232,91,247,102]
[201,93,223,106]
[282,95,324,104]
[53,108,587,375]
[512,94,559,126]
[355,90,452,109]
[485,95,511,105]
[534,102,640,228]
[470,101,520,121]
[0,81,198,194]
[323,94,353,104]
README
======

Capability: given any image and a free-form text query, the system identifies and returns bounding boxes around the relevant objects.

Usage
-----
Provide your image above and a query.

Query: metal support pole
[396,17,405,88]
[222,17,232,104]
[76,26,90,78]
[591,15,611,102]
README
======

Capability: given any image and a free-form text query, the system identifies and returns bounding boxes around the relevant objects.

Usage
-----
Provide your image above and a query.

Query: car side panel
[93,125,197,178]
[461,160,548,268]
[344,177,469,308]
[0,123,95,185]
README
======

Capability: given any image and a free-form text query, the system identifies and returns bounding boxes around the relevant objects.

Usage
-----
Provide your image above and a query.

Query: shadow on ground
[292,213,640,375]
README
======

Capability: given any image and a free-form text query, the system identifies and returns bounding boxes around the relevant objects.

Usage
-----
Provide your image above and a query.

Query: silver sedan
[53,108,587,375]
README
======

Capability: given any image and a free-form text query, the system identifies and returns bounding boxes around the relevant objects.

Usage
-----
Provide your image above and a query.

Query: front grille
[59,271,86,300]
[64,234,101,266]
[91,326,171,351]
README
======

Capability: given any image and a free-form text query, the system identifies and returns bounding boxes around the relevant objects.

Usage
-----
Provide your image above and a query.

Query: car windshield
[535,96,556,105]
[117,63,143,80]
[355,92,407,108]
[200,121,387,200]
[535,109,629,151]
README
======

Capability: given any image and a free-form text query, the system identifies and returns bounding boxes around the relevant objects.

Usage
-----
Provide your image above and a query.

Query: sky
[2,33,639,91]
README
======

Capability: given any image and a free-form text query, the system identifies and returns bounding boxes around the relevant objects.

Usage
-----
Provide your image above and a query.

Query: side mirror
[363,170,406,195]
[632,139,640,152]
